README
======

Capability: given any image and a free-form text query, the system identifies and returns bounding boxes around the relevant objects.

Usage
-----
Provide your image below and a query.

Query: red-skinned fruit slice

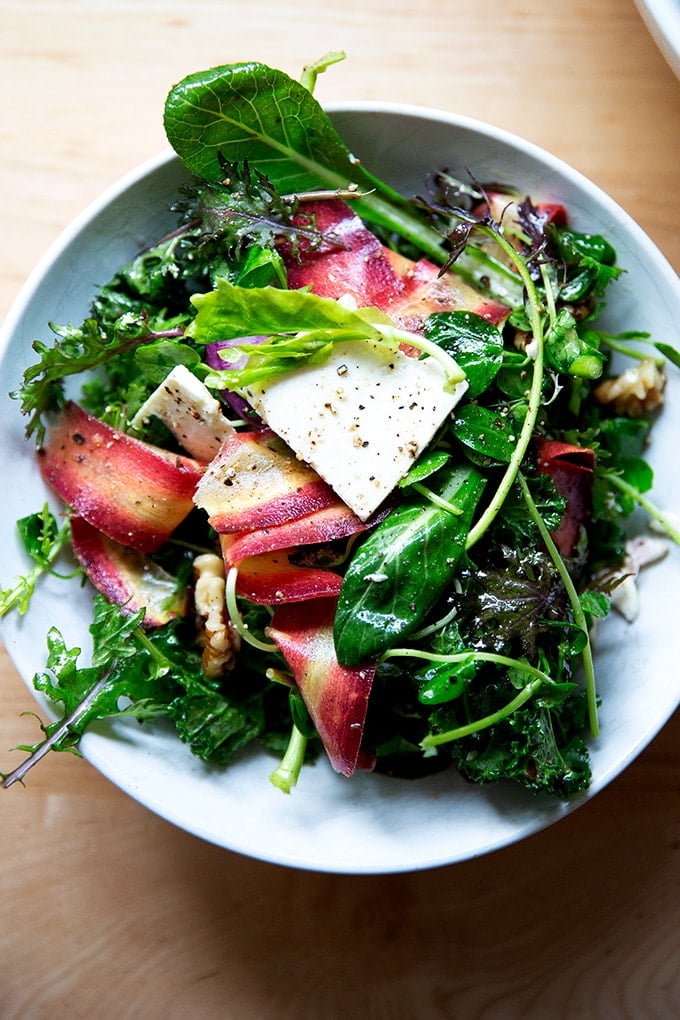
[224,501,372,563]
[193,428,339,533]
[536,438,596,557]
[267,597,376,776]
[38,401,204,553]
[70,515,189,627]
[282,198,406,312]
[385,252,510,335]
[221,537,343,605]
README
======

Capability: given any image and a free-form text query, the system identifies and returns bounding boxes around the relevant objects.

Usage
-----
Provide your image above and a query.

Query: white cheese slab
[131,364,234,461]
[244,340,468,520]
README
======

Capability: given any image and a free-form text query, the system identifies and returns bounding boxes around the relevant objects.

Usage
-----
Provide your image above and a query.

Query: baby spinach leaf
[450,403,519,463]
[334,465,486,665]
[398,450,451,488]
[416,658,475,705]
[424,310,504,397]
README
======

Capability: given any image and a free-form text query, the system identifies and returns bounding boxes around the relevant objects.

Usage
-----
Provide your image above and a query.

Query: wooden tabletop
[2,1,679,1015]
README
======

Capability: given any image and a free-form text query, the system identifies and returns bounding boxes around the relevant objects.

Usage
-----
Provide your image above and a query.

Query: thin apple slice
[267,597,376,776]
[223,543,343,605]
[70,515,189,627]
[535,438,596,557]
[38,401,205,552]
[193,428,338,533]
[386,254,510,335]
[282,198,406,312]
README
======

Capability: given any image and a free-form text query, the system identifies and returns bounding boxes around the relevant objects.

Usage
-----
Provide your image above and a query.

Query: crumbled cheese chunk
[610,534,669,622]
[244,340,467,520]
[131,364,233,461]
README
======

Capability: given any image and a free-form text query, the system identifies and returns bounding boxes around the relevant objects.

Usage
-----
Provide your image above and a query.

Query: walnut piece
[193,552,240,678]
[593,358,666,417]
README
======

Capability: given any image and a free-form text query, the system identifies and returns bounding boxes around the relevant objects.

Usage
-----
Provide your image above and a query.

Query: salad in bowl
[1,54,678,872]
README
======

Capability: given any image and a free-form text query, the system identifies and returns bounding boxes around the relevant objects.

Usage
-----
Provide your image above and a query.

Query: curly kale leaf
[1,596,289,787]
[0,506,72,618]
[13,313,189,442]
[186,156,335,261]
[449,687,591,797]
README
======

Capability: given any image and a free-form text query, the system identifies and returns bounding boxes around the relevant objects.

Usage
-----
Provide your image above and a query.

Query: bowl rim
[4,99,679,355]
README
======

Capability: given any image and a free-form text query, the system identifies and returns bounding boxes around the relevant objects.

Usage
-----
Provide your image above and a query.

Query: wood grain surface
[1,2,679,1017]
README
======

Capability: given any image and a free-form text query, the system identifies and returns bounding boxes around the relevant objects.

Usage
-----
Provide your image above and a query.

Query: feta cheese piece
[243,340,467,520]
[131,364,234,461]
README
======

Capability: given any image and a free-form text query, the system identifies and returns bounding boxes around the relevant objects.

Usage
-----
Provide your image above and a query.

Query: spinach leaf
[163,61,447,262]
[424,310,504,397]
[450,403,519,463]
[398,450,451,488]
[334,465,486,665]
[551,227,621,301]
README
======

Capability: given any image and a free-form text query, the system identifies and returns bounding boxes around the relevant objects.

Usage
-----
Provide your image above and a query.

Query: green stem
[604,472,680,546]
[299,51,347,94]
[518,473,599,737]
[133,628,173,669]
[465,229,546,549]
[381,646,551,747]
[378,323,468,389]
[2,667,115,789]
[412,482,462,516]
[225,567,279,652]
[1,517,72,618]
[269,723,308,793]
[598,331,661,365]
[422,678,544,746]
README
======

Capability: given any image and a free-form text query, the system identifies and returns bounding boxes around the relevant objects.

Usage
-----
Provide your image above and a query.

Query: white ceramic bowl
[635,0,680,78]
[2,104,679,874]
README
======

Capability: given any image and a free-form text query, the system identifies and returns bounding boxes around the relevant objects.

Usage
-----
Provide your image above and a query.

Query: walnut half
[193,552,241,679]
[593,357,666,417]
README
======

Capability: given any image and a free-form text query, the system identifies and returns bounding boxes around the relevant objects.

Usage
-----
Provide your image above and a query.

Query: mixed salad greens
[2,54,679,799]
